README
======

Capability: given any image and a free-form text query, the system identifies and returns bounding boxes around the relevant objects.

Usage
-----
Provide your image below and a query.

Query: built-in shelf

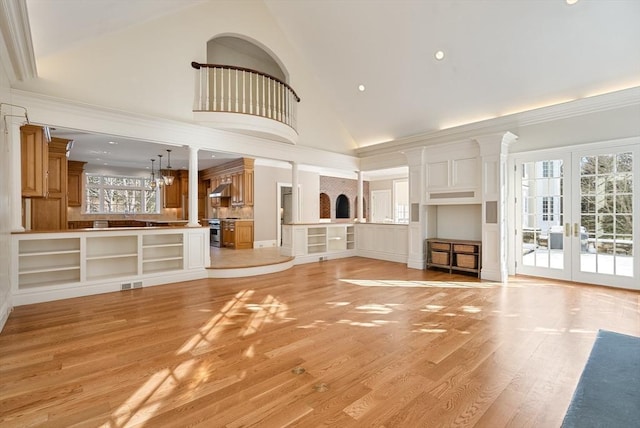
[425,238,482,278]
[12,228,206,304]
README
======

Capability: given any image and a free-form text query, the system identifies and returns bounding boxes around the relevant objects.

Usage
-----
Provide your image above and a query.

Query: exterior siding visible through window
[542,196,554,222]
[86,174,159,214]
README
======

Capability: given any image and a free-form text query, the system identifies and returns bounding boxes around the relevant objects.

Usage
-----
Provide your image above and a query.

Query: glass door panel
[517,157,570,280]
[577,152,633,279]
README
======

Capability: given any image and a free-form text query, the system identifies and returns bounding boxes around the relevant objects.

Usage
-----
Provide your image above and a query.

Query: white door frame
[276,182,302,247]
[512,137,639,289]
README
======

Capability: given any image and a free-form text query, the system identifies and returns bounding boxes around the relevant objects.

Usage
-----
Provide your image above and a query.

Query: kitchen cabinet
[243,168,254,207]
[20,124,48,198]
[222,220,254,249]
[222,220,235,248]
[162,170,181,208]
[31,138,70,230]
[67,161,86,207]
[198,178,207,220]
[202,158,254,208]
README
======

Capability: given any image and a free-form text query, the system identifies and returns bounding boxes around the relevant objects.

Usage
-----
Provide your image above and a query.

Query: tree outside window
[86,174,159,214]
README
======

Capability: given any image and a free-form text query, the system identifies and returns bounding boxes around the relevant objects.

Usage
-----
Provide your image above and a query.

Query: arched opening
[336,194,350,219]
[207,35,287,82]
[320,193,331,219]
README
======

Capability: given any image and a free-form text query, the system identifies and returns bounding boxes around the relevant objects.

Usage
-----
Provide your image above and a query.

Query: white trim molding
[0,0,37,82]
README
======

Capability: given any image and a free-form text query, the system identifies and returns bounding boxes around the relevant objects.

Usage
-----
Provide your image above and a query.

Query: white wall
[14,1,356,155]
[254,163,319,242]
[436,204,482,241]
[0,54,13,331]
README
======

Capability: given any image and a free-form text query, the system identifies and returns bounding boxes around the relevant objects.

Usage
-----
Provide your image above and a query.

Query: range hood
[209,183,231,198]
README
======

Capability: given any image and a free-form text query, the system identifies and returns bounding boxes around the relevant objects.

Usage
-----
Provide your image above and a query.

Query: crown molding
[356,86,640,159]
[0,0,37,82]
[11,89,359,171]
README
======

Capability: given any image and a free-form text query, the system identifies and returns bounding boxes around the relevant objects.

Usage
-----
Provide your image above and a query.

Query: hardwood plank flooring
[1,257,638,427]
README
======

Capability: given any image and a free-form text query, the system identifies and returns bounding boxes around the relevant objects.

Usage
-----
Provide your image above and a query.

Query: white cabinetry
[12,227,208,305]
[281,224,355,263]
[425,142,481,204]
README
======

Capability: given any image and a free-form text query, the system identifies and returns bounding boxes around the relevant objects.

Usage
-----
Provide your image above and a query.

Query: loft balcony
[191,62,300,144]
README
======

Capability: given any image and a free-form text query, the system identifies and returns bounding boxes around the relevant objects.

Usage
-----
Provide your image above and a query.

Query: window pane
[615,195,633,214]
[597,155,614,174]
[581,156,596,176]
[87,175,101,185]
[616,152,632,173]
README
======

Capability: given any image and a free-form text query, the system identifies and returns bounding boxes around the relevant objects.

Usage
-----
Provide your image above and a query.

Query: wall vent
[121,282,132,291]
[133,281,143,289]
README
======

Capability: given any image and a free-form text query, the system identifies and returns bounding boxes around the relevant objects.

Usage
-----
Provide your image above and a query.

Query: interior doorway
[277,183,301,246]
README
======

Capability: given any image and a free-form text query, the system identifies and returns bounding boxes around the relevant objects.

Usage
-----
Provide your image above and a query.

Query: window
[542,196,554,222]
[86,174,159,214]
[542,161,554,178]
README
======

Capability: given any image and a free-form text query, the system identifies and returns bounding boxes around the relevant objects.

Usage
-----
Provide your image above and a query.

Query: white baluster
[204,67,209,111]
[242,70,246,113]
[219,68,223,111]
[249,72,253,115]
[262,75,265,117]
[227,68,231,111]
[235,69,239,112]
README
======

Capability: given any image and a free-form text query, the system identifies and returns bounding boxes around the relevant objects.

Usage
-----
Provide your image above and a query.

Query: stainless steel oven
[209,219,221,247]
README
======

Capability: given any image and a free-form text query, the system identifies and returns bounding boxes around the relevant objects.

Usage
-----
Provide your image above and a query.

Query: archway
[320,193,331,219]
[336,194,350,219]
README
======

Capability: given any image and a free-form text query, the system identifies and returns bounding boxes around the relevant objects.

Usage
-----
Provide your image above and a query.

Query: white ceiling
[23,0,640,174]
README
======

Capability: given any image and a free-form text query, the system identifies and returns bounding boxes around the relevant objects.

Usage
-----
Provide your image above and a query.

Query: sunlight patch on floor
[340,279,496,288]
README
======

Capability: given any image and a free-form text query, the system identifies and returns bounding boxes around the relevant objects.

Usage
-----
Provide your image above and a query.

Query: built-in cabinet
[202,158,254,208]
[67,161,86,207]
[281,224,355,263]
[12,227,209,305]
[30,138,71,230]
[162,170,182,209]
[425,238,482,278]
[222,220,253,249]
[425,142,481,204]
[20,124,48,198]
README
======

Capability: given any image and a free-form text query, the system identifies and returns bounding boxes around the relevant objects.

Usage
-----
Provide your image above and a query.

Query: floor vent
[133,281,143,289]
[121,282,132,291]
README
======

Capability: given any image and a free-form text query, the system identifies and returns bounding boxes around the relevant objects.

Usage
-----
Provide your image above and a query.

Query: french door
[515,143,638,289]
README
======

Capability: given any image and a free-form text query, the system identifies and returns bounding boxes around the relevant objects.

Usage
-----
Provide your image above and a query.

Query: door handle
[565,223,571,237]
[573,223,579,238]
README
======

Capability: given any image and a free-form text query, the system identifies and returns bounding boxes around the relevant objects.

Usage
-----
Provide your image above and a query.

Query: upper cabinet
[425,142,481,205]
[67,161,87,207]
[201,158,254,208]
[20,124,48,198]
[31,138,71,231]
[162,170,182,209]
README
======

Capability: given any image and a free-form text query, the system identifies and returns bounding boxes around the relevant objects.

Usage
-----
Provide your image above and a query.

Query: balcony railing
[191,62,300,131]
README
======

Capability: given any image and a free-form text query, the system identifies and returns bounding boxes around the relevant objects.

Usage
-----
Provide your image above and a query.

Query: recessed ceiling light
[566,0,579,4]
[358,84,365,92]
[211,154,216,158]
[108,141,118,145]
[434,50,445,61]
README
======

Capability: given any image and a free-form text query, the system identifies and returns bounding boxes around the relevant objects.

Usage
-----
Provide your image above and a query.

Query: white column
[357,170,364,222]
[187,146,200,227]
[291,161,299,223]
[475,132,518,282]
[404,147,426,269]
[10,122,24,231]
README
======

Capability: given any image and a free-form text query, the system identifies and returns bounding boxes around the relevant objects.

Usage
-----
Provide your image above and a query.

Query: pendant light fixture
[149,158,157,189]
[156,154,164,187]
[163,149,175,186]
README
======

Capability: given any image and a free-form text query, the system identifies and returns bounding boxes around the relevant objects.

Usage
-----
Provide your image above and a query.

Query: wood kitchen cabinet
[162,170,181,208]
[20,124,48,197]
[202,158,254,208]
[222,220,253,249]
[31,138,70,230]
[243,168,254,207]
[67,161,86,207]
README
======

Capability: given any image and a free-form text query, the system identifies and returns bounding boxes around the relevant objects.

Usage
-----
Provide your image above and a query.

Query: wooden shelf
[425,238,482,278]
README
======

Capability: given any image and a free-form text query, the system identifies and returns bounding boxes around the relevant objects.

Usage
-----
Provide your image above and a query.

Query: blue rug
[562,330,640,428]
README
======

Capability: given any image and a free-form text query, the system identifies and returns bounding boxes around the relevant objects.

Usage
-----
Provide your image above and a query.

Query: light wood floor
[1,258,638,427]
[209,246,293,269]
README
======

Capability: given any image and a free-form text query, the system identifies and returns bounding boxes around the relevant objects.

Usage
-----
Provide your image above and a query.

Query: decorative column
[291,161,299,223]
[474,132,518,282]
[357,170,364,222]
[404,147,427,269]
[9,121,24,231]
[187,146,200,227]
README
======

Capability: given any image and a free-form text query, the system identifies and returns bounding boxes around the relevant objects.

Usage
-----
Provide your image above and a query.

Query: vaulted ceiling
[20,0,640,169]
